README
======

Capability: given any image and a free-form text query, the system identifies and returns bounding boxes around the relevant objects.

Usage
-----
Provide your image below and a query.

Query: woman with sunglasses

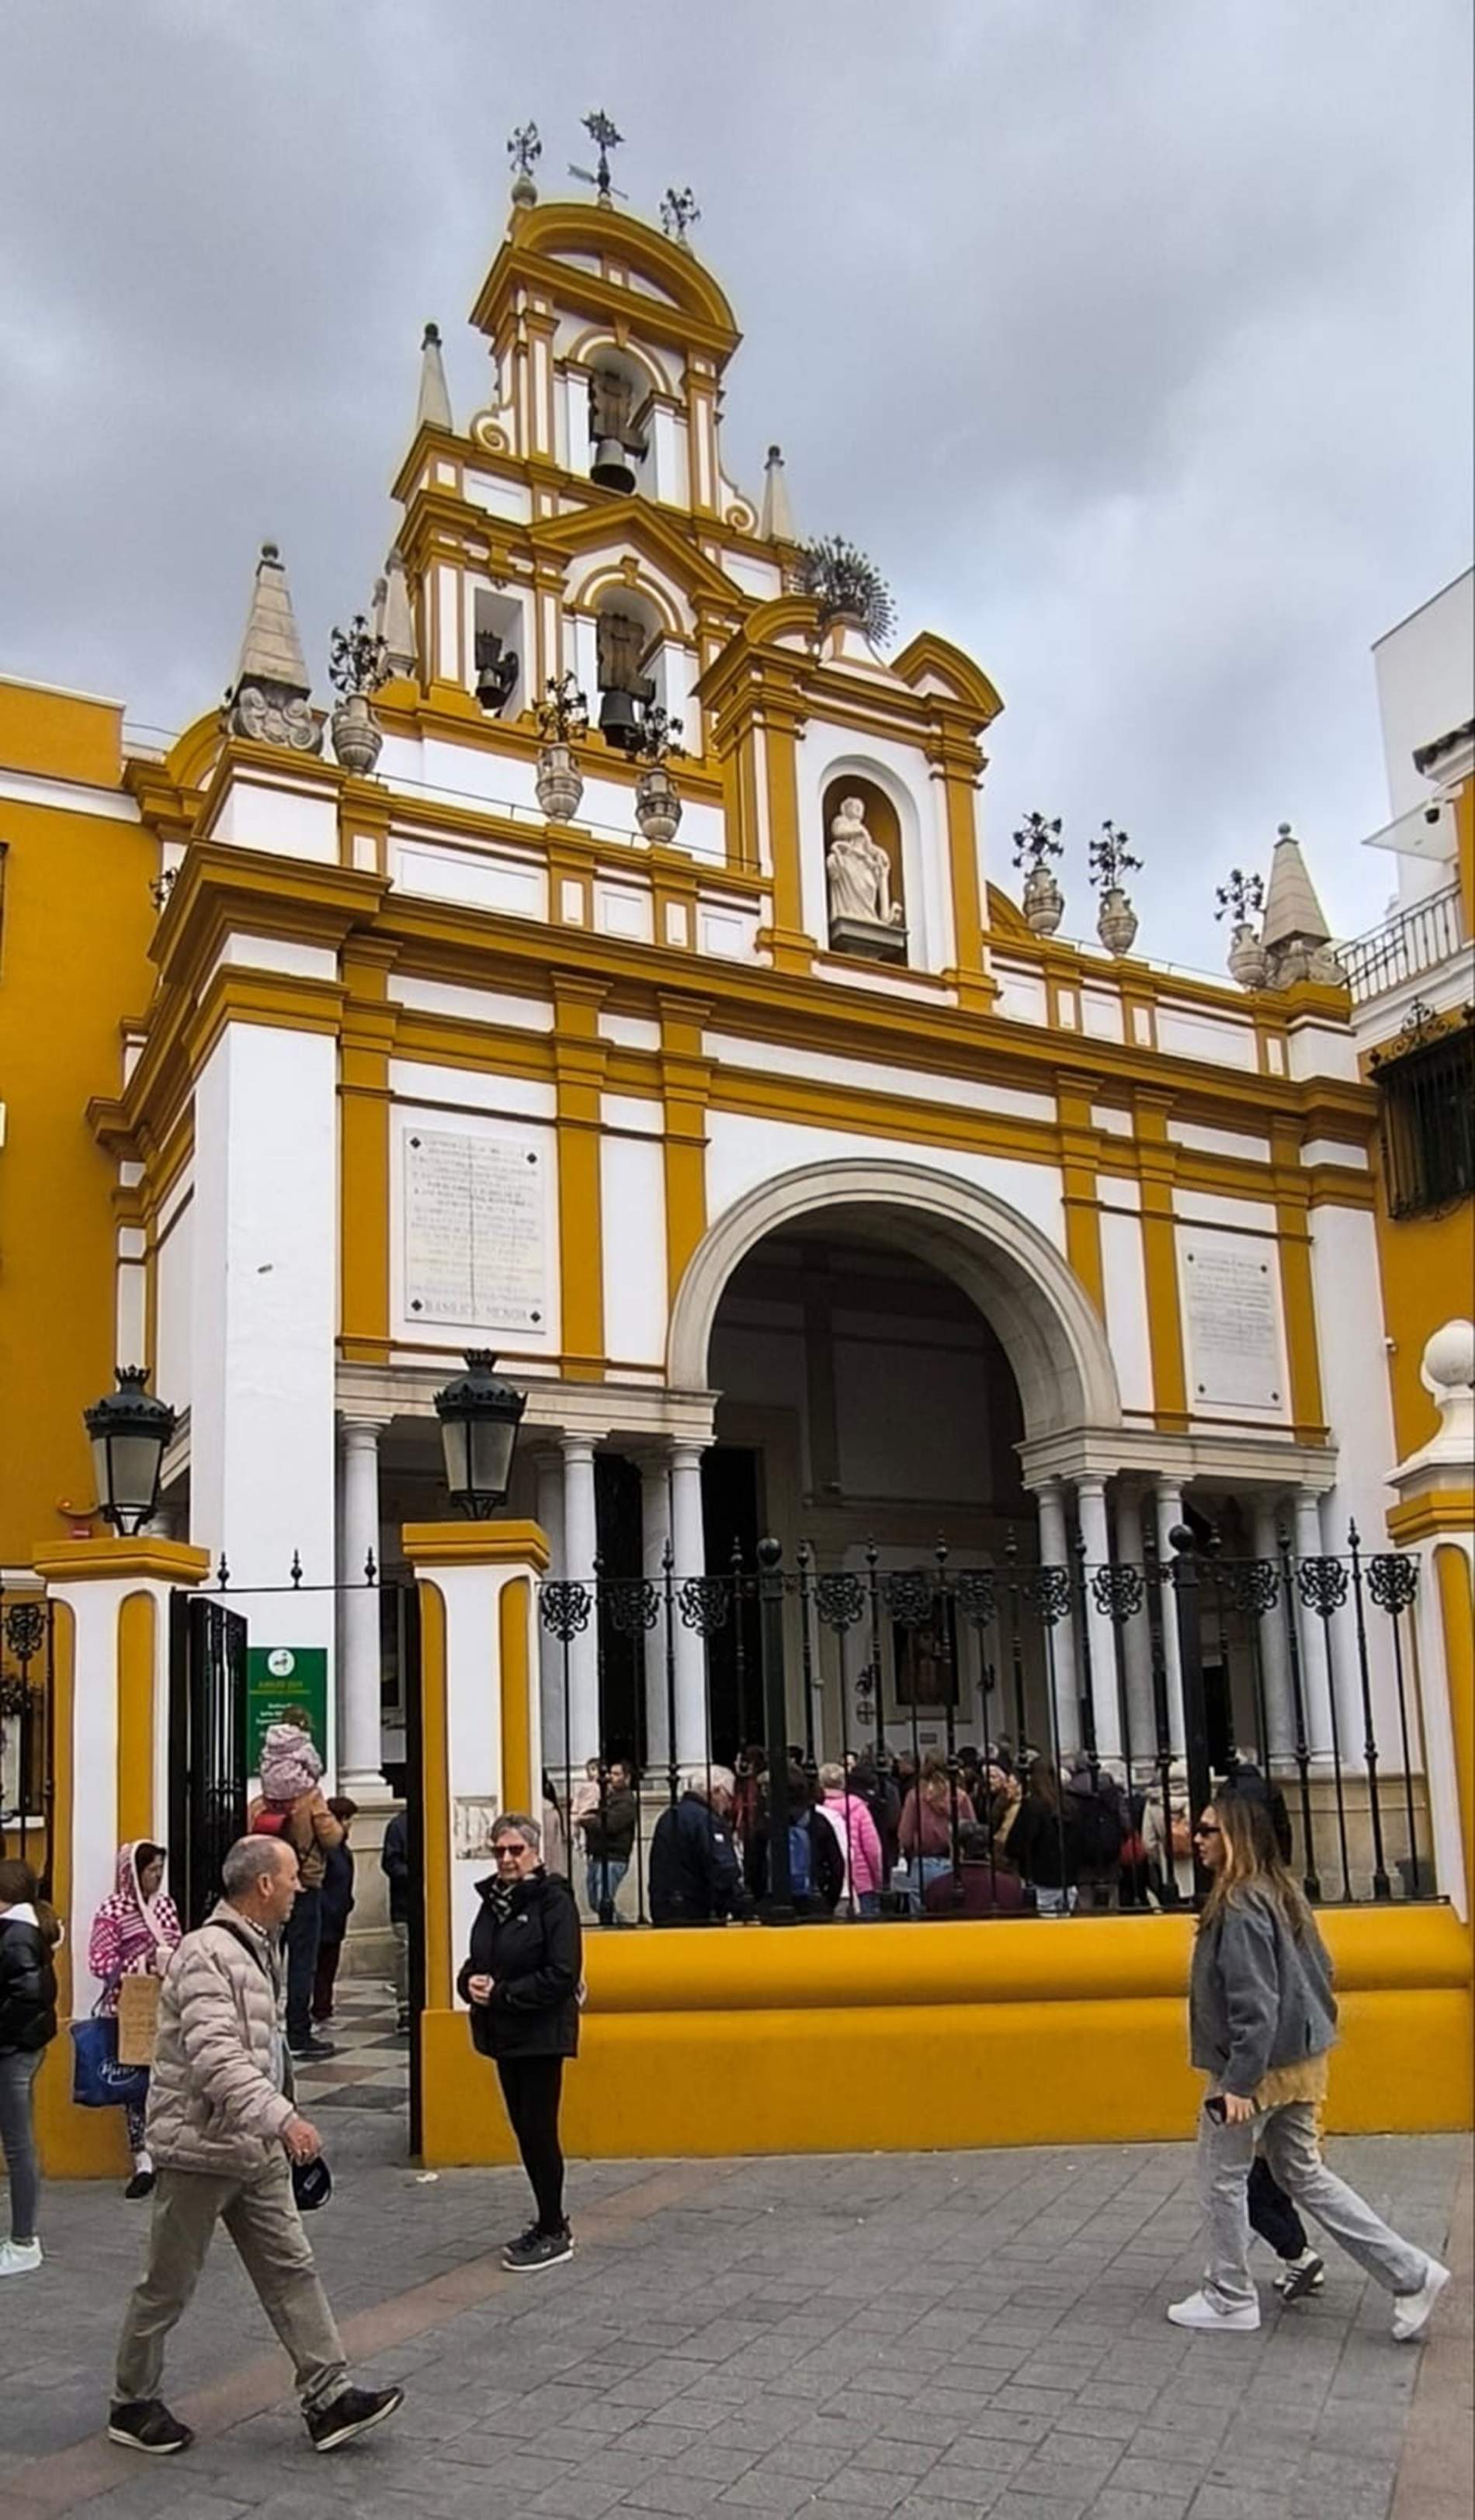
[1170,1794,1448,2339]
[458,1814,581,2272]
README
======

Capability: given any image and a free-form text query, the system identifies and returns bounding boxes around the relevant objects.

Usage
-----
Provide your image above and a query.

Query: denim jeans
[284,1886,322,2048]
[1199,2097,1429,2312]
[907,1856,951,1914]
[586,1858,629,1922]
[0,2047,43,2241]
[856,1890,881,1919]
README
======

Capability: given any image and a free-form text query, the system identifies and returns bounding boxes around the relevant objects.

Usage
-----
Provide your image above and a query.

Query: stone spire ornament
[1215,867,1268,990]
[660,185,700,245]
[378,546,418,681]
[224,542,321,753]
[508,121,541,209]
[760,445,795,542]
[1261,823,1343,988]
[1088,821,1142,958]
[416,323,454,434]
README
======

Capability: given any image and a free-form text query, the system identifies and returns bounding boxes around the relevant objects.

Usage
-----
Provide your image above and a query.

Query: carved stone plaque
[1182,1232,1283,1410]
[404,1127,547,1332]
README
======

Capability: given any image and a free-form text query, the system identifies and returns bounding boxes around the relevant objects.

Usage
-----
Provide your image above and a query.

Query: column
[1293,1489,1337,1762]
[559,1437,600,1773]
[639,1451,674,1771]
[1036,1478,1080,1763]
[1075,1477,1123,1766]
[669,1442,710,1769]
[1251,1493,1296,1765]
[1153,1479,1188,1759]
[1113,1485,1157,1772]
[533,1449,566,1759]
[338,1419,388,1794]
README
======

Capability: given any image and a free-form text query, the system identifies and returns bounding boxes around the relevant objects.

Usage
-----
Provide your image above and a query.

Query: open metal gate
[168,1592,248,1932]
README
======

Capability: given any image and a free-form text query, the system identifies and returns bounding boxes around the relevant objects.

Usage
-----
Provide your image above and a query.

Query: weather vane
[660,185,700,244]
[508,122,542,206]
[570,109,626,208]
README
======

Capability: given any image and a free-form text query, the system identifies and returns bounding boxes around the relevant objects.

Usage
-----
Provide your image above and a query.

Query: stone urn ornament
[631,702,686,844]
[327,615,390,776]
[1089,820,1143,958]
[1012,810,1066,938]
[1215,867,1268,990]
[535,674,590,821]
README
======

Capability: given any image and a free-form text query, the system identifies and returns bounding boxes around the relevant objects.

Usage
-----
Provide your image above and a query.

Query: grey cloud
[2,0,1470,965]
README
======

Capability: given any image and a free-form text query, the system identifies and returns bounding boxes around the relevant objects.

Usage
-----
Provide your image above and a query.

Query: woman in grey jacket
[1170,1794,1449,2340]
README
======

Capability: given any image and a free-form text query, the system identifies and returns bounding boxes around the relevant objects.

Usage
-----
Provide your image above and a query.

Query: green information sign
[246,1645,329,1778]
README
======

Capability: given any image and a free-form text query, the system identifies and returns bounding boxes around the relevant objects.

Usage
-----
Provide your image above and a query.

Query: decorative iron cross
[574,109,625,206]
[508,122,541,181]
[660,185,700,242]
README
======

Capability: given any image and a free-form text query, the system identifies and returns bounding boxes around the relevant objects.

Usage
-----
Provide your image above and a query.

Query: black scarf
[484,1863,544,1927]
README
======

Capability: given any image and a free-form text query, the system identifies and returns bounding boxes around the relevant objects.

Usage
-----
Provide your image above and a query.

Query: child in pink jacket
[818,1766,885,1917]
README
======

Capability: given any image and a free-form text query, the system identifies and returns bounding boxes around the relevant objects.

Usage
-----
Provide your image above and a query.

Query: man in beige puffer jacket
[109,1836,402,2459]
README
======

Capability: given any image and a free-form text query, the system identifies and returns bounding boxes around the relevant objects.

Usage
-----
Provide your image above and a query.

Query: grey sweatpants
[114,2158,345,2411]
[1199,2099,1430,2312]
[0,2047,43,2241]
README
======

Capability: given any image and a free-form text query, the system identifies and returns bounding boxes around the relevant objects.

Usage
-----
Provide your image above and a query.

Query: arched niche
[821,773,904,936]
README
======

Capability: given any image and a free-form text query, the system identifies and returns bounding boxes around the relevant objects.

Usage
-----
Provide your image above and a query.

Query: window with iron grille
[1373,1009,1475,1218]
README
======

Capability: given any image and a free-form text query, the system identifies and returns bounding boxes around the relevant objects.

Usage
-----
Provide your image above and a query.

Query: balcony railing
[1340,885,1466,1006]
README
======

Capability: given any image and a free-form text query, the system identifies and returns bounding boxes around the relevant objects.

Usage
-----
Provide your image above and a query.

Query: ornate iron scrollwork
[954,1570,997,1630]
[1025,1565,1072,1627]
[604,1577,658,1638]
[1296,1556,1348,1620]
[1366,1553,1418,1617]
[882,1570,935,1629]
[1090,1563,1144,1624]
[814,1573,866,1634]
[1220,1558,1279,1620]
[677,1577,731,1638]
[539,1580,593,1644]
[3,1603,46,1663]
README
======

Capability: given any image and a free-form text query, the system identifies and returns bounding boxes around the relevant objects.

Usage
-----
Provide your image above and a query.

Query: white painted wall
[1098,1206,1154,1415]
[703,1110,1067,1255]
[154,1198,193,1414]
[600,1133,667,1366]
[1373,570,1474,820]
[1307,1201,1407,1764]
[189,1024,338,1718]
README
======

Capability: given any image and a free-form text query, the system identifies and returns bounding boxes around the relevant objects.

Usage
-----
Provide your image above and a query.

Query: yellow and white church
[1,144,1470,2167]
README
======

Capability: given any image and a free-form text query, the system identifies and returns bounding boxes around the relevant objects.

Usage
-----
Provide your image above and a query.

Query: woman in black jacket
[457,1813,581,2272]
[0,1857,61,2278]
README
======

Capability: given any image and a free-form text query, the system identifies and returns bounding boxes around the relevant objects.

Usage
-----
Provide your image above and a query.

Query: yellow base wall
[418,1908,1473,2167]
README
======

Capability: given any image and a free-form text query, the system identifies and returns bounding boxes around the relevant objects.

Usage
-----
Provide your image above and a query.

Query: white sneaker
[1167,2286,1260,2332]
[0,2238,43,2277]
[1391,2260,1450,2343]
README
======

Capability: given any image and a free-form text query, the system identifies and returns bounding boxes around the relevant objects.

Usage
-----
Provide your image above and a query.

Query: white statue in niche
[826,794,904,931]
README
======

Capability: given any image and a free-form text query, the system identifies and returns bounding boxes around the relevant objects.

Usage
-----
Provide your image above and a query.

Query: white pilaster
[639,1451,675,1771]
[1036,1478,1080,1763]
[1075,1476,1123,1765]
[669,1442,710,1768]
[1293,1488,1338,1762]
[338,1420,387,1794]
[560,1437,600,1772]
[1251,1492,1296,1764]
[1113,1485,1157,1770]
[1153,1479,1188,1759]
[533,1448,567,1753]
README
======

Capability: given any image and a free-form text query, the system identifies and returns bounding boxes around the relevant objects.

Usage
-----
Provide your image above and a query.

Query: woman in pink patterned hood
[88,1842,181,2199]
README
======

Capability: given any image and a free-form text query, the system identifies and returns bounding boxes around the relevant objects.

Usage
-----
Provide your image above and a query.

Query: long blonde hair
[1198,1792,1313,1940]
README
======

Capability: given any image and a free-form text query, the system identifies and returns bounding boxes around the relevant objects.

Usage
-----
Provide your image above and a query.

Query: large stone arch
[668,1158,1122,1444]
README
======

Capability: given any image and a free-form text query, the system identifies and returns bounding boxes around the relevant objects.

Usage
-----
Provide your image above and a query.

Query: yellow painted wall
[0,685,155,1562]
[418,1904,1472,2167]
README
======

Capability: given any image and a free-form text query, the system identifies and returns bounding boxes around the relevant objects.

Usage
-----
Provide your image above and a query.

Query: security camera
[1424,802,1443,825]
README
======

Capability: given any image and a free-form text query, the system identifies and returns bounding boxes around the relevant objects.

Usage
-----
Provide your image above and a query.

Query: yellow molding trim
[117,1590,156,1847]
[35,1538,210,1586]
[500,1575,535,1816]
[1385,1492,1475,1546]
[416,1577,453,2012]
[405,1520,553,1572]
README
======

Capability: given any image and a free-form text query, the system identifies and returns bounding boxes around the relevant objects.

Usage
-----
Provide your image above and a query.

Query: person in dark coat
[1012,1759,1081,1915]
[647,1770,750,1926]
[743,1766,845,1917]
[457,1813,581,2272]
[922,1816,1032,1917]
[311,1797,358,2026]
[0,1857,61,2277]
[577,1761,638,1926]
[380,1807,411,2034]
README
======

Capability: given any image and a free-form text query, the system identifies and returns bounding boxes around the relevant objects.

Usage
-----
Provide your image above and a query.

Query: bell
[598,687,644,752]
[474,633,519,715]
[590,436,637,493]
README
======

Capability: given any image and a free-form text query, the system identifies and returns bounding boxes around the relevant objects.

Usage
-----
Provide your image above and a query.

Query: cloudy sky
[3,0,1470,968]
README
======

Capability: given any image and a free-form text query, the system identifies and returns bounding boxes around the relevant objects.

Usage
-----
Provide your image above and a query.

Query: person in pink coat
[817,1765,886,1918]
[88,1842,182,2199]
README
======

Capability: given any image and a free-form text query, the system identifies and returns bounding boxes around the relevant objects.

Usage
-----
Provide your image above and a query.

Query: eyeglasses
[492,1844,529,1861]
[1192,1822,1222,1841]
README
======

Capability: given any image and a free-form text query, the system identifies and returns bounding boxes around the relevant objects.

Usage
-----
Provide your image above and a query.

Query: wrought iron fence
[538,1524,1436,1928]
[0,1590,55,1889]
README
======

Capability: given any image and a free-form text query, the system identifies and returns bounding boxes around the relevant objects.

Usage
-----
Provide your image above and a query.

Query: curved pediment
[892,630,1004,726]
[473,203,741,363]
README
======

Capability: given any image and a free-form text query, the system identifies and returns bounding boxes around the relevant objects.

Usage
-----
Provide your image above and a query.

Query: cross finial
[508,120,541,207]
[660,185,700,244]
[578,109,624,206]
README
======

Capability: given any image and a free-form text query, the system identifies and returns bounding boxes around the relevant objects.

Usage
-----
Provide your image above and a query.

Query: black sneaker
[290,2037,338,2062]
[502,2225,573,2272]
[123,2170,156,2202]
[1274,2253,1325,2302]
[307,2384,404,2453]
[108,2399,194,2455]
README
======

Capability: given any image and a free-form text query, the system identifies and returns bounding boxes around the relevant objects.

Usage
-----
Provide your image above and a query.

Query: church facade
[1,172,1470,1908]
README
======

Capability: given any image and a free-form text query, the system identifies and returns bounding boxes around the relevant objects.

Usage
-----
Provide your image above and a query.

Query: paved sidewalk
[0,2111,1463,2520]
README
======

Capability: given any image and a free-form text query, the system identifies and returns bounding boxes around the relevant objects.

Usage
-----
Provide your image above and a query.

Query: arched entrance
[668,1160,1122,1763]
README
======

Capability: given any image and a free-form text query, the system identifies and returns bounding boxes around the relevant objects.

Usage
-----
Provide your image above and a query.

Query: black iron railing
[0,1592,54,1891]
[539,1525,1436,1927]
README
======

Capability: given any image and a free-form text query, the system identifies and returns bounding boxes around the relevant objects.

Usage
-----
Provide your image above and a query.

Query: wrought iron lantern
[432,1350,527,1518]
[84,1367,175,1536]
